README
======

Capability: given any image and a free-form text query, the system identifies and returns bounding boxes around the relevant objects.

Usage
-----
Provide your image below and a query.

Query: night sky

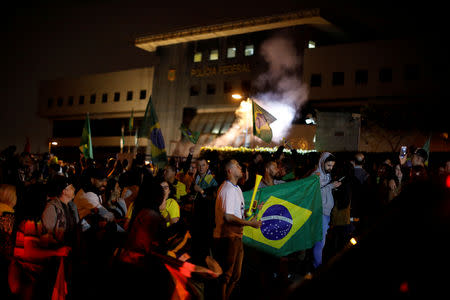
[1,0,446,152]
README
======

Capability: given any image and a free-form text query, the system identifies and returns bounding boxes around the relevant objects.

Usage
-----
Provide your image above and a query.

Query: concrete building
[38,8,448,161]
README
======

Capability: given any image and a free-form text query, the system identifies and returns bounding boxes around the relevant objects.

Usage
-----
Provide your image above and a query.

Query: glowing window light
[308,41,316,49]
[350,237,357,245]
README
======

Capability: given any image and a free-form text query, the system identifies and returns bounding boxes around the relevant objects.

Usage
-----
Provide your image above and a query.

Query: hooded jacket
[315,152,335,216]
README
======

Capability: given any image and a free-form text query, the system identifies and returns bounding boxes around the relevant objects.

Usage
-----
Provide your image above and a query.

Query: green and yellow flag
[79,112,93,159]
[252,100,276,143]
[138,96,167,169]
[128,109,134,132]
[243,175,323,257]
[180,124,200,144]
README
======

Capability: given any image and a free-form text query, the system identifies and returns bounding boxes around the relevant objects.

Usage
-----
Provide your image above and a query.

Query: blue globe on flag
[260,204,293,240]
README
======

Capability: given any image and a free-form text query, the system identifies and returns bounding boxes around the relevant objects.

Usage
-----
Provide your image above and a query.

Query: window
[47,98,54,108]
[310,74,322,87]
[194,52,202,62]
[244,45,254,56]
[241,80,251,93]
[102,93,108,103]
[355,69,368,85]
[140,90,147,100]
[332,72,344,86]
[379,68,392,83]
[79,95,85,105]
[57,97,63,107]
[404,64,420,80]
[127,91,133,101]
[223,81,232,94]
[209,49,219,61]
[227,47,236,58]
[114,92,120,102]
[190,85,200,96]
[90,94,96,104]
[308,41,316,49]
[68,96,74,106]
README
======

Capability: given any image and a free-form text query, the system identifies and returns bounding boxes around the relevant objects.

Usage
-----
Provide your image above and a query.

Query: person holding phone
[312,152,341,269]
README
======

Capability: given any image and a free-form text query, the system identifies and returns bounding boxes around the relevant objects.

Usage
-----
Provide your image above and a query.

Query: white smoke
[254,36,309,143]
[207,35,309,147]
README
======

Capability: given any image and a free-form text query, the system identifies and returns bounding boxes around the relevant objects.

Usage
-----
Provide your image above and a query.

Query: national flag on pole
[243,175,323,257]
[138,96,167,169]
[252,100,276,143]
[79,113,93,159]
[120,124,125,153]
[128,109,134,132]
[180,124,200,144]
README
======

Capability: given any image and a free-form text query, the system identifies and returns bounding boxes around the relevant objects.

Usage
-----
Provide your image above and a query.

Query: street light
[231,93,243,100]
[48,141,58,153]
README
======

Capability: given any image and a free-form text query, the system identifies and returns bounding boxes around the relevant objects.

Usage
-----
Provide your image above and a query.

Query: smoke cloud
[207,35,309,147]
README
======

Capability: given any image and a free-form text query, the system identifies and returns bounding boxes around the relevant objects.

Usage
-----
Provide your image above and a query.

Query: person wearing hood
[312,152,341,268]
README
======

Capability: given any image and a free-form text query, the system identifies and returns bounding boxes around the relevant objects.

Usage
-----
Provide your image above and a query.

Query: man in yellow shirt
[164,165,187,202]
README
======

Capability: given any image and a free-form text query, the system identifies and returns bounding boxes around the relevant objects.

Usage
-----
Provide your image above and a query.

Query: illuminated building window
[79,95,85,105]
[355,69,368,85]
[244,45,254,56]
[308,41,316,48]
[190,85,200,96]
[209,49,219,61]
[227,47,236,58]
[102,93,108,103]
[332,72,344,86]
[207,83,216,95]
[194,52,202,62]
[68,96,74,106]
[114,92,120,102]
[310,74,322,87]
[379,68,392,83]
[127,91,133,101]
[48,98,54,108]
[140,90,147,100]
[90,94,96,104]
[224,81,232,94]
[57,97,63,107]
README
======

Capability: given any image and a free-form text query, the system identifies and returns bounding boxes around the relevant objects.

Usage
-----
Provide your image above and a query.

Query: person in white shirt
[213,159,261,300]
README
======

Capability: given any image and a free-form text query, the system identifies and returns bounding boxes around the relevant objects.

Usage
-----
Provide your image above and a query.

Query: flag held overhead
[252,100,276,143]
[79,112,93,159]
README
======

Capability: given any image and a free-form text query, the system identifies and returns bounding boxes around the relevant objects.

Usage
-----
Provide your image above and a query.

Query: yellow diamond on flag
[244,195,312,249]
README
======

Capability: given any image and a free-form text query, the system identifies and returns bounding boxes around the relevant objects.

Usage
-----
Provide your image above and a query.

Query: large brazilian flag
[243,175,323,257]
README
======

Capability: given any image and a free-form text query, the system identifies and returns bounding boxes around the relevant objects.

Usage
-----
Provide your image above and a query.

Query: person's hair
[165,164,177,173]
[224,159,237,173]
[47,175,71,198]
[196,156,208,164]
[324,154,336,164]
[129,176,164,229]
[0,184,17,208]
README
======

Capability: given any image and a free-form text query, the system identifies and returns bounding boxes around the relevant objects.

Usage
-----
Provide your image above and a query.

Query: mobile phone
[400,146,407,158]
[338,176,345,182]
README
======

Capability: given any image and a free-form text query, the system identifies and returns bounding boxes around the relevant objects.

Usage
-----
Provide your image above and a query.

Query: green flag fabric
[79,113,93,159]
[243,175,323,257]
[252,100,276,143]
[128,109,134,132]
[180,124,200,144]
[138,96,167,168]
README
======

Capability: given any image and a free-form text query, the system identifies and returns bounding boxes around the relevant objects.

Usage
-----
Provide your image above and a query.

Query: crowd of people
[1,142,449,299]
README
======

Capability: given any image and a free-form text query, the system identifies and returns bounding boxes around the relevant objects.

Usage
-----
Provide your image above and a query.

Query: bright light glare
[51,142,58,146]
[232,94,243,100]
[350,237,357,245]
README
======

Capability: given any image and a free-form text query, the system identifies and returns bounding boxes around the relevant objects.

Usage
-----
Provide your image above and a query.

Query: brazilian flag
[180,124,200,144]
[252,100,276,143]
[79,112,93,159]
[243,175,323,257]
[138,96,167,169]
